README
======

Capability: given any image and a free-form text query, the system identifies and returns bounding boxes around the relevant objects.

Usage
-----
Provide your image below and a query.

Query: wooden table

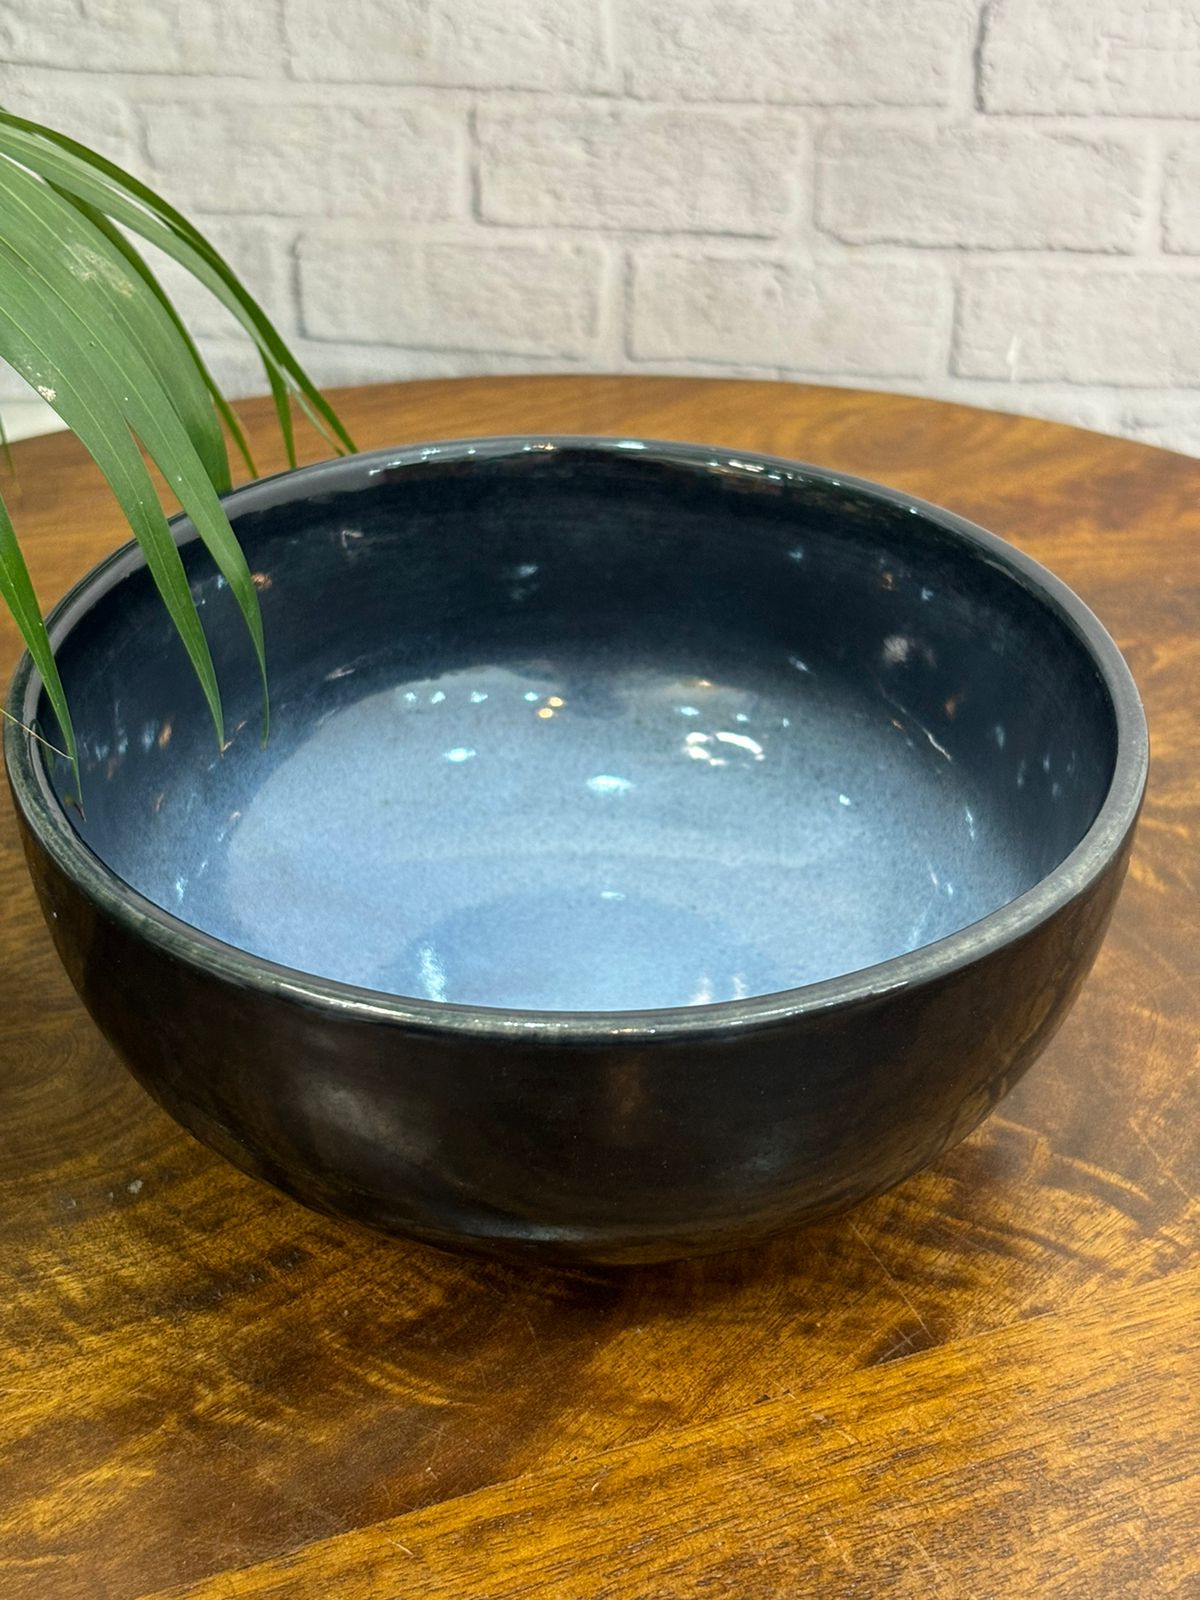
[1,377,1197,1599]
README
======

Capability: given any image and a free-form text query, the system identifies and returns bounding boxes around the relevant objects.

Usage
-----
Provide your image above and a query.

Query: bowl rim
[5,433,1149,1041]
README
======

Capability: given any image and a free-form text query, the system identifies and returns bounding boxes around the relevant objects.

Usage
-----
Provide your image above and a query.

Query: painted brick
[143,101,466,219]
[956,267,1200,386]
[1108,398,1200,456]
[0,74,140,168]
[1164,137,1200,254]
[285,0,614,92]
[0,0,281,76]
[981,0,1200,116]
[629,252,946,376]
[2,0,1200,461]
[478,107,802,236]
[620,0,972,107]
[818,122,1145,251]
[299,233,605,356]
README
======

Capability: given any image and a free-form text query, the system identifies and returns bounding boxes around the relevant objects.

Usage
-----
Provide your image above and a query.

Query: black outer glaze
[5,438,1148,1264]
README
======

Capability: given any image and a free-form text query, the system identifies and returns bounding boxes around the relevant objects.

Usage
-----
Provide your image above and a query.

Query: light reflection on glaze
[95,659,1041,1012]
[48,439,1126,1037]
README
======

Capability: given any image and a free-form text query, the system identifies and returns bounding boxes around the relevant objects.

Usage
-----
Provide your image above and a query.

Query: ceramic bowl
[5,438,1147,1263]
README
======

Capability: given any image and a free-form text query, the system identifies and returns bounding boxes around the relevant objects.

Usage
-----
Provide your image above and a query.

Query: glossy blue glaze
[41,438,1116,1014]
[97,661,1036,1011]
[6,436,1146,1261]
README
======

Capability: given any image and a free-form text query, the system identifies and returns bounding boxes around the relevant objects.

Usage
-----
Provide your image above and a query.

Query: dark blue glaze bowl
[5,438,1147,1262]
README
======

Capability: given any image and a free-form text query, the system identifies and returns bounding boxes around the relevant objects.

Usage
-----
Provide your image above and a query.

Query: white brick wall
[629,253,948,377]
[957,265,1200,386]
[1,0,1199,455]
[476,106,802,234]
[979,0,1200,118]
[816,124,1146,252]
[299,233,607,356]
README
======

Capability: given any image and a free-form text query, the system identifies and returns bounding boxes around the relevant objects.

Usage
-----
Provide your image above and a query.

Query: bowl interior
[35,441,1119,1012]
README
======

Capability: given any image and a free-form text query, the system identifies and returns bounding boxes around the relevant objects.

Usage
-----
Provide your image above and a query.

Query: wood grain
[150,1263,1200,1600]
[1,378,1197,1600]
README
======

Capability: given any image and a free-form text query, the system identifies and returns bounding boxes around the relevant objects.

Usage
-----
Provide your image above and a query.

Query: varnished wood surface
[163,1263,1200,1600]
[1,377,1197,1600]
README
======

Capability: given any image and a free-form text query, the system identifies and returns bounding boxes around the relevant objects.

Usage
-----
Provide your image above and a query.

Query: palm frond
[0,109,357,784]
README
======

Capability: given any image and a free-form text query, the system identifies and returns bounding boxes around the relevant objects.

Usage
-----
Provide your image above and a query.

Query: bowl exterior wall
[13,794,1134,1263]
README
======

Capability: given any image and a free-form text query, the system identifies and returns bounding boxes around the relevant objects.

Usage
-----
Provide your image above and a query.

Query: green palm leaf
[0,266,227,746]
[0,490,75,768]
[0,111,356,463]
[0,160,269,732]
[0,108,356,789]
[76,204,258,480]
